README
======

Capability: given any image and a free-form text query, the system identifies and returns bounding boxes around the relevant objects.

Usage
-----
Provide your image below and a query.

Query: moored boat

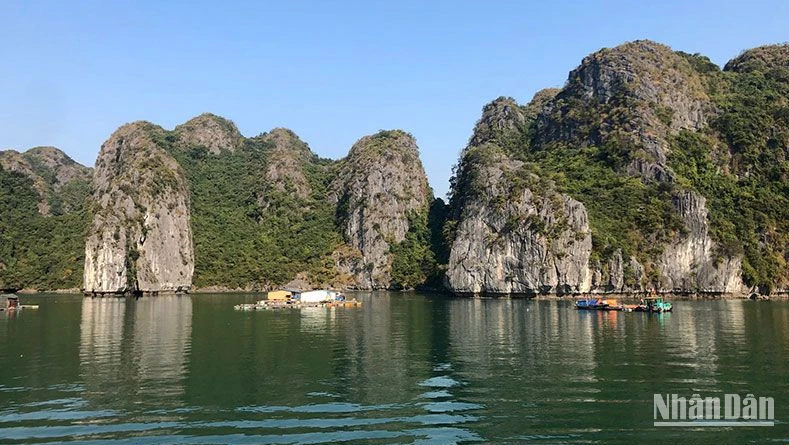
[575,296,672,313]
[575,299,599,310]
[634,297,673,313]
[575,298,624,311]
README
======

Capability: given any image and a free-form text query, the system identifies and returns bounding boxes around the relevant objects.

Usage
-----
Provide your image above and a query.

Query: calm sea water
[0,293,787,444]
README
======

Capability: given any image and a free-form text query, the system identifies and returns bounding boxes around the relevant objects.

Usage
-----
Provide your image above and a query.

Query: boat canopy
[267,290,292,301]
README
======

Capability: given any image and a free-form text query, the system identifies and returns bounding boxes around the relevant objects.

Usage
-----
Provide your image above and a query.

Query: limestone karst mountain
[78,115,436,294]
[2,40,789,296]
[83,122,194,295]
[445,41,789,295]
[329,130,434,289]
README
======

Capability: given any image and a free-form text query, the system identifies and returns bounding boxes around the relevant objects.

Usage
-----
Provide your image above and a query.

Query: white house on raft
[295,290,344,303]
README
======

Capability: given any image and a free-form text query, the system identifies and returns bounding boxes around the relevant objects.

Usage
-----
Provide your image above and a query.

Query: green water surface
[0,293,787,444]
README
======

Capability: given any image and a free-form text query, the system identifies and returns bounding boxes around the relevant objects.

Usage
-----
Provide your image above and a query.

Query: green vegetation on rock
[448,111,686,284]
[390,210,440,289]
[6,41,789,294]
[447,41,789,292]
[164,133,344,289]
[668,51,789,291]
[519,146,685,277]
[0,168,89,290]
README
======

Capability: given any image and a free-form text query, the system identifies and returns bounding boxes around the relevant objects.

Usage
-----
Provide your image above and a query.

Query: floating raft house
[234,289,362,311]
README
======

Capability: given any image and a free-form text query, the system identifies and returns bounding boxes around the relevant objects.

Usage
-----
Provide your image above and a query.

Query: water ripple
[419,376,462,388]
[2,295,785,444]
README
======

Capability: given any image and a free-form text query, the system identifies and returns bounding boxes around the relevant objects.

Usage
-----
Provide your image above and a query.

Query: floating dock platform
[234,299,362,311]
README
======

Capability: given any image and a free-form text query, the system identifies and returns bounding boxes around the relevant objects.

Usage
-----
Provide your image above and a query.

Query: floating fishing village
[233,289,363,311]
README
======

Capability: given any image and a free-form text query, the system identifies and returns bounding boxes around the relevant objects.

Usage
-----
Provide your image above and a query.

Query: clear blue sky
[2,0,787,197]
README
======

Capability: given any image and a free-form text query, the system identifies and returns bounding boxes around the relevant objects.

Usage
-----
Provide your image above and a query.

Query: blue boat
[575,298,625,311]
[634,297,673,313]
[576,299,604,310]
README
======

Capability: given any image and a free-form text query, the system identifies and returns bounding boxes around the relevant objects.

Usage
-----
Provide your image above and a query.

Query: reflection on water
[131,296,192,402]
[79,297,125,404]
[79,296,192,409]
[339,292,422,403]
[447,299,597,380]
[0,295,787,444]
[299,306,332,334]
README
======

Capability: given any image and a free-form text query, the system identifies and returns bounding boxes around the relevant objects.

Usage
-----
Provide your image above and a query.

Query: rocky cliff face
[468,97,530,148]
[538,40,711,182]
[535,41,744,293]
[84,122,193,294]
[589,249,645,293]
[658,191,743,293]
[445,40,755,295]
[0,150,51,215]
[8,40,786,295]
[585,192,743,294]
[83,115,433,293]
[329,130,432,289]
[445,94,594,295]
[24,147,92,188]
[446,145,592,294]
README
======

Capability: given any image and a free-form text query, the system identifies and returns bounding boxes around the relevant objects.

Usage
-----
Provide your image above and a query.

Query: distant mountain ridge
[2,40,789,296]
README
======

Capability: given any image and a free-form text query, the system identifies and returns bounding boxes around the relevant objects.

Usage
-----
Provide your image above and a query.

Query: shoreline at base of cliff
[8,288,787,301]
